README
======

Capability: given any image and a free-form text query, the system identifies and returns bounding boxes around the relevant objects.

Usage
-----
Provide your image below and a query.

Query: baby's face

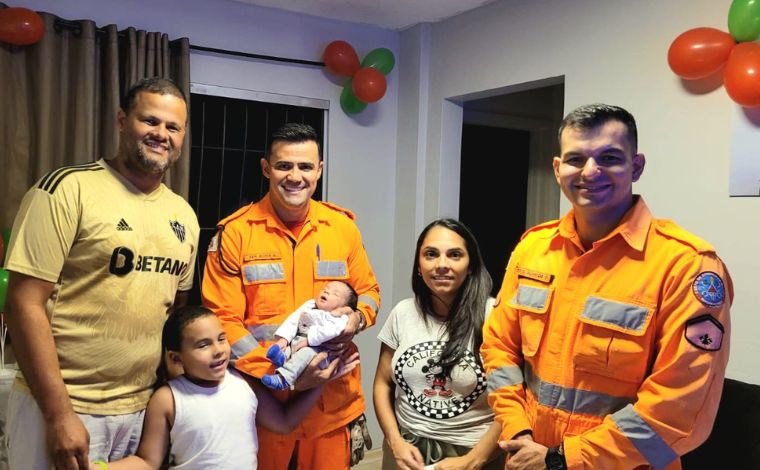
[316,281,351,311]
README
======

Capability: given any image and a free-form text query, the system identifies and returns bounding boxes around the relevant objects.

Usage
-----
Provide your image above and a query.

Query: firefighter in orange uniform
[202,123,380,469]
[482,104,731,470]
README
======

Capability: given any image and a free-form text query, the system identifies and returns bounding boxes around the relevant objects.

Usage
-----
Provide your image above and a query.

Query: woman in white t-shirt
[374,218,505,470]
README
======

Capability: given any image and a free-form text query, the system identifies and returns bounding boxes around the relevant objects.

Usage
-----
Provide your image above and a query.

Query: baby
[263,280,358,390]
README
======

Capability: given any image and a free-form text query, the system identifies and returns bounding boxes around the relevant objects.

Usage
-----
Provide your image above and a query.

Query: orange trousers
[257,425,350,470]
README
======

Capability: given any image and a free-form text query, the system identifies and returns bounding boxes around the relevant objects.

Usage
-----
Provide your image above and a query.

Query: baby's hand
[330,306,354,317]
[292,338,308,352]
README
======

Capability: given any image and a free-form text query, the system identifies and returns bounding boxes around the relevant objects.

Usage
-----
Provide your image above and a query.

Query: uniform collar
[247,194,329,230]
[558,196,652,252]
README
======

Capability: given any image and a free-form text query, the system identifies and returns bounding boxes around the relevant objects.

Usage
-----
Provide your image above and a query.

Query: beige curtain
[0,4,190,228]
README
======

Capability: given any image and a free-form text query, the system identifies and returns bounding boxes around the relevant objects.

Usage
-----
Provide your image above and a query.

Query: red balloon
[323,40,360,77]
[667,27,736,80]
[724,42,760,107]
[0,7,44,46]
[352,67,387,103]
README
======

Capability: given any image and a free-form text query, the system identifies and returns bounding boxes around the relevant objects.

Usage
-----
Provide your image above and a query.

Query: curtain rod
[52,18,325,68]
[189,45,324,67]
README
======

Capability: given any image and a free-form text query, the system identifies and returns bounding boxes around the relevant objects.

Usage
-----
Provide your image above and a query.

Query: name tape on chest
[516,266,554,284]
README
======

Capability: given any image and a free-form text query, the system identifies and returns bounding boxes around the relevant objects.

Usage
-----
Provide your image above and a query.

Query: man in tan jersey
[4,77,199,470]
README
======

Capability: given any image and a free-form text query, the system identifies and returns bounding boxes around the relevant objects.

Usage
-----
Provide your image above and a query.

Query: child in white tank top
[91,306,358,470]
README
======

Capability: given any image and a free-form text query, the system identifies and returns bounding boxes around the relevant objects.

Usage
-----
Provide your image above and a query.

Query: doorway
[458,83,564,293]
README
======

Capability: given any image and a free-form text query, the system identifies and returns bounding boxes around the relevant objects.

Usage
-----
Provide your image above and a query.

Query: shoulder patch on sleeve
[207,234,219,253]
[685,314,724,351]
[319,201,356,221]
[654,220,715,254]
[692,271,726,307]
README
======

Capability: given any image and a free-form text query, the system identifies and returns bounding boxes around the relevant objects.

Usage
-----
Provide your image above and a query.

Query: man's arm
[104,386,173,470]
[373,344,424,470]
[202,227,270,377]
[253,350,361,431]
[561,254,732,470]
[481,250,534,442]
[326,223,380,345]
[6,271,90,470]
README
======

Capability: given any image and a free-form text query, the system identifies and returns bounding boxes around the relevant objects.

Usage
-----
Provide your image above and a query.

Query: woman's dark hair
[412,218,492,376]
[155,306,216,387]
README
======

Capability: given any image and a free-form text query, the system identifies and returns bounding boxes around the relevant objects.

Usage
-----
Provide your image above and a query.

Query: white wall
[16,0,399,443]
[396,0,759,384]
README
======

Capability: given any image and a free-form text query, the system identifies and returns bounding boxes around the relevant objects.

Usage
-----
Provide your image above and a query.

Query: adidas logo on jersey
[116,218,133,231]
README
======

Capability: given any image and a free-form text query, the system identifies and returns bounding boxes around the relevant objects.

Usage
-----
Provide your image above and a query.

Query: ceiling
[228,0,497,30]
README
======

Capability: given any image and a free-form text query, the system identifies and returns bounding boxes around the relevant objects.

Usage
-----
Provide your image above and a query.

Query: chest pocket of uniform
[574,296,655,384]
[243,262,286,317]
[314,260,349,280]
[509,283,553,357]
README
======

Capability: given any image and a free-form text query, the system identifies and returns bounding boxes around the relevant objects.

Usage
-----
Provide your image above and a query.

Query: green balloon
[361,48,395,75]
[340,79,368,114]
[729,0,760,42]
[0,268,8,312]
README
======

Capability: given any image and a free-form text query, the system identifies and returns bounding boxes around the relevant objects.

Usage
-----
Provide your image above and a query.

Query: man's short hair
[266,123,320,160]
[121,77,187,114]
[559,104,638,153]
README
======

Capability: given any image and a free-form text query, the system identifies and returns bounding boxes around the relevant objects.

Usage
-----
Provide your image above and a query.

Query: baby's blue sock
[262,373,289,390]
[266,344,286,368]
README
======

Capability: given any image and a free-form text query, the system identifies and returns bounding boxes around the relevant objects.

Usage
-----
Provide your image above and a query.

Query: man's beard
[130,143,175,175]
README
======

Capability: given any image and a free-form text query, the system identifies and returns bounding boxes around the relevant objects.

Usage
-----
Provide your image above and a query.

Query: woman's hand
[389,436,426,470]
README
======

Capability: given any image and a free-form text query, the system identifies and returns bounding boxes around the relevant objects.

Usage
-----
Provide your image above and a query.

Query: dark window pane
[220,149,244,217]
[225,101,246,150]
[197,148,222,227]
[190,95,203,141]
[243,150,267,205]
[203,98,225,148]
[246,105,268,153]
[189,146,202,209]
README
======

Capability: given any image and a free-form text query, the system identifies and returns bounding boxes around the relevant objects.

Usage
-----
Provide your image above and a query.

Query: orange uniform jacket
[202,194,381,438]
[482,197,731,470]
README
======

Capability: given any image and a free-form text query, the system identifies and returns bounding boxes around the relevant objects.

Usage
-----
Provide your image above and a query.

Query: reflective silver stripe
[611,405,677,470]
[358,295,378,313]
[316,260,347,277]
[524,363,634,417]
[230,334,260,361]
[487,366,524,393]
[581,296,650,333]
[244,263,284,282]
[247,324,279,342]
[511,284,549,310]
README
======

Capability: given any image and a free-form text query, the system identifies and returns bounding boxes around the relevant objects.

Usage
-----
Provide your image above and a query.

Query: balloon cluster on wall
[0,7,44,46]
[323,40,395,114]
[668,0,760,107]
